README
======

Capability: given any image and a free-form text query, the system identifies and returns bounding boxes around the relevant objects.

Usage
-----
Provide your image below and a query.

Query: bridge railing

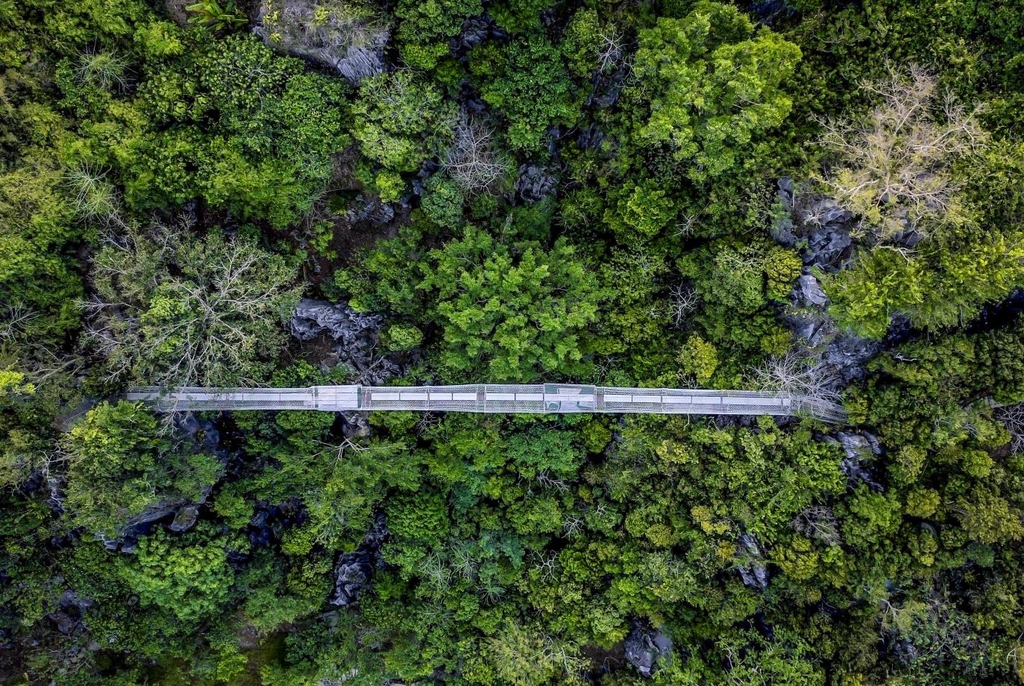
[126,385,847,423]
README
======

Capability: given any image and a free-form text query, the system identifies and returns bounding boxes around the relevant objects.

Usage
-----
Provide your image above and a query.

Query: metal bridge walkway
[126,384,846,423]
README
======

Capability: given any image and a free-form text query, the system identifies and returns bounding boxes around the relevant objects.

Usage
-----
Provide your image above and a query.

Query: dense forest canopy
[3,0,1024,683]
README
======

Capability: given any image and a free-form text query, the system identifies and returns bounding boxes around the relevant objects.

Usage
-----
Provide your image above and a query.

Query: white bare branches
[0,305,38,341]
[84,218,300,388]
[668,284,700,328]
[816,62,987,243]
[754,351,841,406]
[442,113,510,193]
[596,30,625,74]
[998,403,1024,455]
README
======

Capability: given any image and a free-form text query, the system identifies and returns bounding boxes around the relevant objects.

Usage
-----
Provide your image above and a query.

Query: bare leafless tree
[596,30,625,74]
[536,470,569,492]
[530,550,558,582]
[442,112,510,193]
[998,403,1024,455]
[754,351,841,406]
[816,62,987,243]
[0,305,38,341]
[668,283,700,328]
[84,217,301,388]
[563,514,585,538]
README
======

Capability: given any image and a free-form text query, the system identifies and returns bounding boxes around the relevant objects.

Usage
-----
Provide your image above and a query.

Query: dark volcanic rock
[169,505,200,533]
[330,514,388,607]
[827,431,884,490]
[805,222,854,271]
[794,274,829,308]
[290,299,381,344]
[341,411,371,439]
[47,591,92,636]
[344,194,395,225]
[515,164,557,204]
[255,0,389,84]
[822,333,883,387]
[289,299,400,384]
[452,13,506,57]
[775,178,856,271]
[624,625,673,678]
[736,533,769,591]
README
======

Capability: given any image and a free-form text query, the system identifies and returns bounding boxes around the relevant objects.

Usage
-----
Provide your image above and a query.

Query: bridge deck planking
[126,385,846,423]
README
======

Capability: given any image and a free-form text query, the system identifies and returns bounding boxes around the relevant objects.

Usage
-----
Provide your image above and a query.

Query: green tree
[471,33,580,151]
[122,34,350,227]
[631,1,801,180]
[604,182,678,242]
[351,70,455,184]
[62,401,222,538]
[395,0,482,69]
[119,526,238,622]
[420,227,605,381]
[0,165,84,339]
[481,620,587,685]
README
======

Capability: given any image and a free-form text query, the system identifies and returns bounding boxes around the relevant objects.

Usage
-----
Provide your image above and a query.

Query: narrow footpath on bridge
[127,384,847,423]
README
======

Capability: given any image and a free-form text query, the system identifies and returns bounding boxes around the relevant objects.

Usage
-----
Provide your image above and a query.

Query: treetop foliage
[4,0,1024,683]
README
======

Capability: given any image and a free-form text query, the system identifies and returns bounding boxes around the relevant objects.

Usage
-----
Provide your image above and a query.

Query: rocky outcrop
[329,514,388,607]
[341,411,371,439]
[773,178,855,272]
[47,591,92,636]
[164,0,191,26]
[289,299,399,385]
[821,333,883,388]
[255,0,389,84]
[833,431,884,490]
[451,14,507,58]
[736,533,769,591]
[624,625,673,678]
[515,164,557,204]
[97,413,223,550]
[169,505,200,533]
[776,180,885,390]
[290,299,382,345]
[344,194,395,225]
[247,500,305,548]
[793,273,829,309]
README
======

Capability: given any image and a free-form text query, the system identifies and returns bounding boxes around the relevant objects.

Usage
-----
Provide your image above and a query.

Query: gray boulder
[515,165,557,204]
[774,178,856,271]
[822,333,882,386]
[624,625,673,678]
[290,299,401,384]
[452,13,506,54]
[255,0,389,84]
[794,274,829,308]
[805,222,854,271]
[330,514,388,607]
[736,533,769,591]
[290,299,382,346]
[169,505,200,533]
[345,194,395,225]
[829,431,884,490]
[837,431,882,461]
[341,411,371,439]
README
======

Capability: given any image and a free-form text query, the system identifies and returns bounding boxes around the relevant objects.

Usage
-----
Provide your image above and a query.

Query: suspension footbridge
[126,384,846,423]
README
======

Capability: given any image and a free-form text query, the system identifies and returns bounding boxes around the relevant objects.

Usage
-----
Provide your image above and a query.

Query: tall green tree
[62,401,222,538]
[631,1,801,181]
[420,227,606,381]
